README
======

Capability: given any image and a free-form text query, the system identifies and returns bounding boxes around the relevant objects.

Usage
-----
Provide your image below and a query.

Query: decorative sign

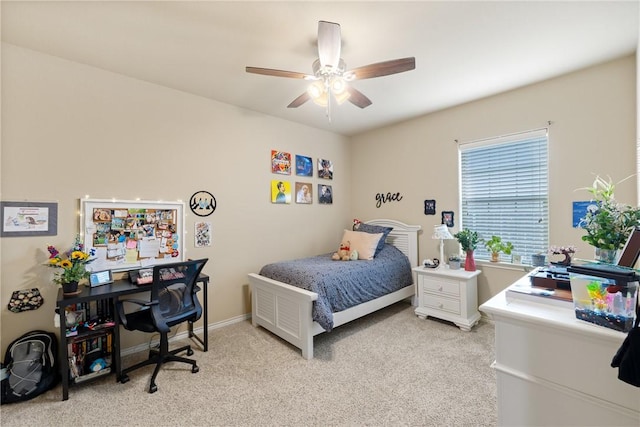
[375,192,403,208]
[190,191,216,217]
[424,200,436,215]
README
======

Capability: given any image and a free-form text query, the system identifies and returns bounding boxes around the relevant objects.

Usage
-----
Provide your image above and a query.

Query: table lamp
[432,224,454,269]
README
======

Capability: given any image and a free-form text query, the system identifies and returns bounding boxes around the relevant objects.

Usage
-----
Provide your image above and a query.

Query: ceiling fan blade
[318,21,341,69]
[246,66,311,79]
[346,57,416,80]
[346,87,372,109]
[287,92,311,108]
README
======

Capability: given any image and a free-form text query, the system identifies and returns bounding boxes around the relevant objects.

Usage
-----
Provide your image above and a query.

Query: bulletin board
[80,198,185,273]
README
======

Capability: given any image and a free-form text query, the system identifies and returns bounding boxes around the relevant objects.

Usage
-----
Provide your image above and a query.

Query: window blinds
[459,129,549,263]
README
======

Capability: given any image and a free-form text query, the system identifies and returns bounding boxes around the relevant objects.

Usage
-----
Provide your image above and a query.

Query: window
[459,128,548,263]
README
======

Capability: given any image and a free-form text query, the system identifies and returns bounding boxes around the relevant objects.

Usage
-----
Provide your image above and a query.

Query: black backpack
[1,330,60,404]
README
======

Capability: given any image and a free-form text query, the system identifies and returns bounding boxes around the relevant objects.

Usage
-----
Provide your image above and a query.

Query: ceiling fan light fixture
[333,89,351,105]
[307,80,324,99]
[330,77,347,94]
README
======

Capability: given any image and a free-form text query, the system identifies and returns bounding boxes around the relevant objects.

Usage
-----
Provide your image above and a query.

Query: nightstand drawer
[424,294,461,314]
[422,277,460,297]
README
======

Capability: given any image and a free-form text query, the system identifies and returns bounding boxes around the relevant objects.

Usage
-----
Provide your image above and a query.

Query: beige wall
[350,54,637,305]
[0,43,351,350]
[1,43,637,354]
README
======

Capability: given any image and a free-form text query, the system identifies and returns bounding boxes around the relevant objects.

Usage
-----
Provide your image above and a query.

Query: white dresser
[480,274,640,426]
[412,267,481,331]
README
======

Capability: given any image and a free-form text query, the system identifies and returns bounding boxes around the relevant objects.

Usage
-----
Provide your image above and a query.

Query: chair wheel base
[187,348,194,356]
[148,384,158,394]
[192,365,199,374]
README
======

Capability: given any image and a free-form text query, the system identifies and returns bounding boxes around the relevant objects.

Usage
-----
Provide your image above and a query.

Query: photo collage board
[270,150,333,205]
[81,199,184,273]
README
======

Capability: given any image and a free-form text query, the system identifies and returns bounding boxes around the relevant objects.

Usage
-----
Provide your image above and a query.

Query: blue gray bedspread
[258,244,413,331]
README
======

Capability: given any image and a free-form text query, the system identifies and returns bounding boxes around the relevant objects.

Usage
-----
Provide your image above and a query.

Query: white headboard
[365,219,421,267]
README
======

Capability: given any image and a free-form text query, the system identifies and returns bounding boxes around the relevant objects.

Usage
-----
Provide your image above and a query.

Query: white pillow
[341,229,384,260]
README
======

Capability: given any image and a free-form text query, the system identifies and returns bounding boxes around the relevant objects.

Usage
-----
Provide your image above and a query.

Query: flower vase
[464,250,476,271]
[595,248,618,264]
[62,281,80,297]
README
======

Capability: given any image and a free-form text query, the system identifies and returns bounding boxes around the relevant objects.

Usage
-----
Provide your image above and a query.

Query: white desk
[480,274,640,426]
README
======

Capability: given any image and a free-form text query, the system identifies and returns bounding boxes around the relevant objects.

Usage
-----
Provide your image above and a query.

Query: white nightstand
[412,266,481,331]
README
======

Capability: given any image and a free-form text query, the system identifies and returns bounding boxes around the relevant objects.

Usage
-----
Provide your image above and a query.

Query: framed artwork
[424,200,436,215]
[271,180,291,204]
[318,159,333,180]
[1,201,58,237]
[295,155,313,177]
[271,150,291,175]
[195,221,212,247]
[441,211,454,228]
[318,184,333,204]
[295,182,313,204]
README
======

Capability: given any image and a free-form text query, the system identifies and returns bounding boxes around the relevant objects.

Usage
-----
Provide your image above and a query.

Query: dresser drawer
[421,276,460,297]
[424,294,461,315]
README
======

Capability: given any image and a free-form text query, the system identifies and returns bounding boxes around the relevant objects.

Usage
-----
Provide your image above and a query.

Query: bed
[248,219,421,359]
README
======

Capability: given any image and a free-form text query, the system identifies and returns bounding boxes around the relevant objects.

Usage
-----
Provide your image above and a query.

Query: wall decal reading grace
[375,192,403,208]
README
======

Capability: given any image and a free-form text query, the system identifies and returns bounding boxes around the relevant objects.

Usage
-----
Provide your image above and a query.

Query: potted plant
[578,175,640,263]
[453,228,481,271]
[448,255,461,270]
[45,236,96,296]
[484,235,514,262]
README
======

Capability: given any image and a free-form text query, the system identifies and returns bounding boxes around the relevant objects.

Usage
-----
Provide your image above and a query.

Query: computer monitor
[617,227,640,268]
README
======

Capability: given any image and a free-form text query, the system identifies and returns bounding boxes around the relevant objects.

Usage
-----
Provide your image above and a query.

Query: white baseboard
[119,313,251,357]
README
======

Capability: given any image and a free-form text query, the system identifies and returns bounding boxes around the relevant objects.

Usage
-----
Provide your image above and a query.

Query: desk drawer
[424,294,461,314]
[421,276,460,297]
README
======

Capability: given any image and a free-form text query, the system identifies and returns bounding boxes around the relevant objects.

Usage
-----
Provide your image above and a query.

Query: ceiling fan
[246,21,415,113]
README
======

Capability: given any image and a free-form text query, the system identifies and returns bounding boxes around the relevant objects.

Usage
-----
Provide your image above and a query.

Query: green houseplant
[578,175,640,262]
[453,228,480,271]
[484,235,514,262]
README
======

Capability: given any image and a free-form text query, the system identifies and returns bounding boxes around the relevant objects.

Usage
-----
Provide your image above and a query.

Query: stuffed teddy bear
[332,241,353,261]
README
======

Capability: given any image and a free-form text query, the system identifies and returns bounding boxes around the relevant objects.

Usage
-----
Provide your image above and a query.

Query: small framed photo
[424,200,436,215]
[441,211,454,228]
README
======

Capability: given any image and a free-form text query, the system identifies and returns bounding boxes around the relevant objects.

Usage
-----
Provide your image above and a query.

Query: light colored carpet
[0,301,497,426]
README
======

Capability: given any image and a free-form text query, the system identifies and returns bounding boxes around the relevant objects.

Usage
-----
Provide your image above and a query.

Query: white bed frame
[248,219,421,359]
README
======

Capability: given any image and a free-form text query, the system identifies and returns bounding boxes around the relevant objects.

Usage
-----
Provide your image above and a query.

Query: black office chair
[116,258,208,393]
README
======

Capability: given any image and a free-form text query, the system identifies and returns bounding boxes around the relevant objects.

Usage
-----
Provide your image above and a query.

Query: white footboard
[248,273,319,359]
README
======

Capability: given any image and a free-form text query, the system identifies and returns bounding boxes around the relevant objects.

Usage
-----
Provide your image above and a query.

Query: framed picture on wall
[295,155,313,177]
[295,182,313,204]
[441,211,454,227]
[0,201,58,237]
[318,159,333,180]
[318,184,333,204]
[271,150,291,175]
[271,180,291,204]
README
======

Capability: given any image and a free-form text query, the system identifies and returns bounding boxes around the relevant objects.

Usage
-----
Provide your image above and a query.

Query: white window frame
[458,128,549,264]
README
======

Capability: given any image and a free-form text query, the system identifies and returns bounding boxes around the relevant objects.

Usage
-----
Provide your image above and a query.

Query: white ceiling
[2,1,638,136]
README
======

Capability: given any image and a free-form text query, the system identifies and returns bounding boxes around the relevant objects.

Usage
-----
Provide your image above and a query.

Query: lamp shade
[432,224,453,240]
